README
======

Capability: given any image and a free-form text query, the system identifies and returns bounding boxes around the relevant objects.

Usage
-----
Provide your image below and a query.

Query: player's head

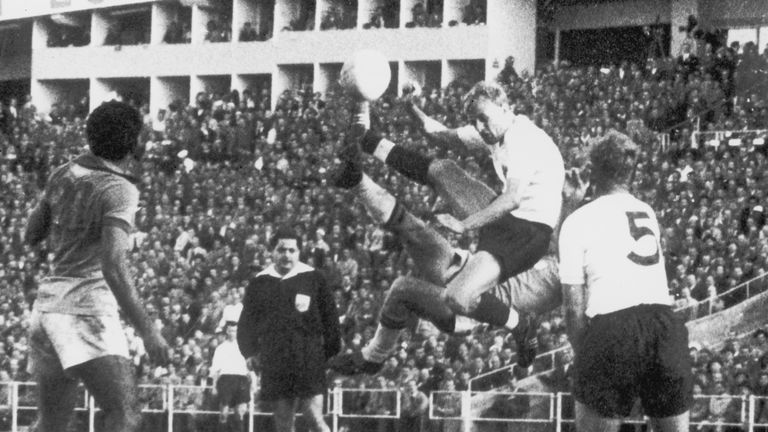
[224,321,237,338]
[86,100,143,161]
[462,81,510,145]
[270,226,302,275]
[588,130,639,193]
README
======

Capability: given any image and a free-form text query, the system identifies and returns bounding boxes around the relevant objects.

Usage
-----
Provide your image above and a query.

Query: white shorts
[449,250,562,315]
[28,310,129,375]
[492,254,562,314]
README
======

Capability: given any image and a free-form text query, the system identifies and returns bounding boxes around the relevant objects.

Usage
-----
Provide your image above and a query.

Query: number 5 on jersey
[625,211,660,266]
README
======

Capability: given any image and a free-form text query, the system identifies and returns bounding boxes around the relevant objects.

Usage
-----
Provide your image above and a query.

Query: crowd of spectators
[1,40,768,429]
[204,15,233,43]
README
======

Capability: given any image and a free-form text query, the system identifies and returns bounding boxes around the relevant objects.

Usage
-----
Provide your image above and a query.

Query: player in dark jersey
[24,101,169,432]
[560,131,692,432]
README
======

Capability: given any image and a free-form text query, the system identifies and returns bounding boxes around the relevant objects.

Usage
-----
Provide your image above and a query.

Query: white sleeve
[558,215,586,285]
[456,125,485,147]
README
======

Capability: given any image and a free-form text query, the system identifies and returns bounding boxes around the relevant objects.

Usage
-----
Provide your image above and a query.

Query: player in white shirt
[559,131,692,432]
[349,81,564,330]
[328,82,569,374]
[210,323,254,428]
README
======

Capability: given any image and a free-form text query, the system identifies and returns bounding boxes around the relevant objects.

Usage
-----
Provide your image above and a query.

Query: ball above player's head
[340,49,391,101]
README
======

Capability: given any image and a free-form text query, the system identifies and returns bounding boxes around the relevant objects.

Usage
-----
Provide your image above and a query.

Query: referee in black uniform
[237,226,341,432]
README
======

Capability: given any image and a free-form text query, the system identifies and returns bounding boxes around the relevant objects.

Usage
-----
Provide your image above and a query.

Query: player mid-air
[560,131,692,432]
[328,51,571,374]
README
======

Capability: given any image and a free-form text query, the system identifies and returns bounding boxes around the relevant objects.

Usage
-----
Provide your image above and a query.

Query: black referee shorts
[573,304,693,419]
[477,213,552,281]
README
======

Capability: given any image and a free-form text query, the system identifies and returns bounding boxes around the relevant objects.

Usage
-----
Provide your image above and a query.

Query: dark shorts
[573,304,693,419]
[216,375,251,407]
[477,214,552,281]
[260,340,326,401]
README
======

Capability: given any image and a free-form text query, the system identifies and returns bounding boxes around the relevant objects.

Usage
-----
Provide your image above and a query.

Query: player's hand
[563,167,589,206]
[143,329,171,365]
[435,213,465,234]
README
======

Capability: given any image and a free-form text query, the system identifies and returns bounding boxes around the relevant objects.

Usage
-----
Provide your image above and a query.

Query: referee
[237,226,341,432]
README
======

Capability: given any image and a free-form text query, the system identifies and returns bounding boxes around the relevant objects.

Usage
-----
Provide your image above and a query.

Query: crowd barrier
[690,129,768,150]
[675,272,768,323]
[3,382,767,432]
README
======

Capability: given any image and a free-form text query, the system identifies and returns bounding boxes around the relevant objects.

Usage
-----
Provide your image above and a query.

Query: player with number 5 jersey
[559,130,692,432]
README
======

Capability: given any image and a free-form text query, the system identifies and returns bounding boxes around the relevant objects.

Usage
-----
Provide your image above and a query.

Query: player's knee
[428,159,460,181]
[444,288,476,316]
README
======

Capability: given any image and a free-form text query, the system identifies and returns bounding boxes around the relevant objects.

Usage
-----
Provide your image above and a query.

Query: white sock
[356,175,396,224]
[372,139,396,164]
[505,309,520,330]
[453,315,480,333]
[361,325,401,364]
[354,101,370,129]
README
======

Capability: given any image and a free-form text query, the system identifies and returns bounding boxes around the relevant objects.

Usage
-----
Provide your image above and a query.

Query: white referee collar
[258,262,315,280]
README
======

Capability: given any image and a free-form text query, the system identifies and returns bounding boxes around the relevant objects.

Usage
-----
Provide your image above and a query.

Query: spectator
[238,22,258,42]
[399,379,428,432]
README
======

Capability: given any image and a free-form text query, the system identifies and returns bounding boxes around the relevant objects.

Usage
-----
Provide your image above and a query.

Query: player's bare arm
[408,101,486,151]
[562,283,588,353]
[24,198,52,246]
[101,225,169,364]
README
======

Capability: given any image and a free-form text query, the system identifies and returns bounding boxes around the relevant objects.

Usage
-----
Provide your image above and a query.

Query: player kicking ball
[327,78,574,374]
[560,131,692,432]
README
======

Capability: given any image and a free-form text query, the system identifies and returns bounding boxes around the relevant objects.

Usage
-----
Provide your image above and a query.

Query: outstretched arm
[407,101,486,151]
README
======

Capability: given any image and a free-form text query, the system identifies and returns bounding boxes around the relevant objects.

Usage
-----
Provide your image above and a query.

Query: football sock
[361,325,400,364]
[356,175,396,224]
[383,144,432,185]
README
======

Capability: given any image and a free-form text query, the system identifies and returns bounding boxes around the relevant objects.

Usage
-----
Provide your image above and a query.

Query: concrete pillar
[400,0,418,28]
[90,78,114,112]
[670,0,700,57]
[32,18,52,49]
[486,0,535,79]
[151,3,174,45]
[91,10,111,46]
[554,28,561,66]
[191,5,208,44]
[444,0,469,26]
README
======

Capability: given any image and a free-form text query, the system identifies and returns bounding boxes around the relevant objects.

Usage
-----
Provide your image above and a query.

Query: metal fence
[5,383,768,432]
[690,129,768,150]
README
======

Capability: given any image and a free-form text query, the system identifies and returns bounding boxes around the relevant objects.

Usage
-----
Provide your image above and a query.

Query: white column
[91,10,111,46]
[444,0,468,26]
[670,0,700,57]
[191,5,208,44]
[358,0,373,28]
[486,0,536,78]
[90,78,114,112]
[554,28,561,66]
[441,59,454,89]
[400,0,418,28]
[152,3,173,45]
[30,81,54,115]
[32,18,52,49]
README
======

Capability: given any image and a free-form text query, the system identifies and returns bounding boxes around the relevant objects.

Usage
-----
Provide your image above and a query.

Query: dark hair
[588,130,639,192]
[86,101,142,161]
[269,226,302,250]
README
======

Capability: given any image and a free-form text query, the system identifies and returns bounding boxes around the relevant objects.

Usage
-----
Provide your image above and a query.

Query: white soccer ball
[340,49,391,101]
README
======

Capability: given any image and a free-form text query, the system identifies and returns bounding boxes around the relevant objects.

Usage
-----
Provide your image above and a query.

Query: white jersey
[558,193,671,318]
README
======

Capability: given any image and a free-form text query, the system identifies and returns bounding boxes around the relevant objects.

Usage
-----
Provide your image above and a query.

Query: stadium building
[0,0,766,118]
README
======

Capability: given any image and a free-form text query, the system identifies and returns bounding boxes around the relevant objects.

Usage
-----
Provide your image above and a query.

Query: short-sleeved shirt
[559,192,671,317]
[34,154,138,316]
[460,115,564,228]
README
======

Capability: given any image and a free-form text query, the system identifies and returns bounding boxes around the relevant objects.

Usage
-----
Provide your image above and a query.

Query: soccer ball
[340,49,391,101]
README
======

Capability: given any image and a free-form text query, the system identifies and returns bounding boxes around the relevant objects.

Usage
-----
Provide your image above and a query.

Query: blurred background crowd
[1,33,768,428]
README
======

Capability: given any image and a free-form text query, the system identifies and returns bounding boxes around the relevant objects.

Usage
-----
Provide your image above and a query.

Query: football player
[560,131,692,432]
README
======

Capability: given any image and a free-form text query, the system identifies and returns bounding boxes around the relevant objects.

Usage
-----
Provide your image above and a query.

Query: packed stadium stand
[2,0,768,431]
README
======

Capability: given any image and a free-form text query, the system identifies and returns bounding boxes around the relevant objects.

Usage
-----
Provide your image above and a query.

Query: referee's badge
[295,294,311,312]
